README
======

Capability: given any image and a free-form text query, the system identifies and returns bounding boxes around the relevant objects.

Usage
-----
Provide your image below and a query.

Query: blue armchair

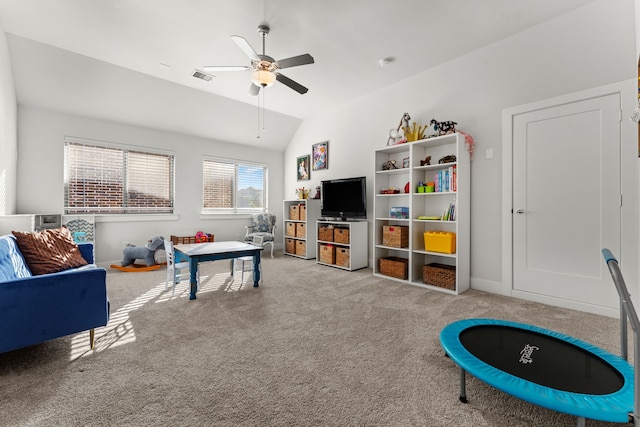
[244,213,276,258]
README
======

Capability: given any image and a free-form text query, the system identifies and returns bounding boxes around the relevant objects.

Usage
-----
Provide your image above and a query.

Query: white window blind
[64,140,174,214]
[203,158,267,213]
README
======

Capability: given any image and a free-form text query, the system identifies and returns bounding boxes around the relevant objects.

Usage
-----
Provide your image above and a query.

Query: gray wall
[14,106,285,265]
[284,0,637,295]
[0,21,17,215]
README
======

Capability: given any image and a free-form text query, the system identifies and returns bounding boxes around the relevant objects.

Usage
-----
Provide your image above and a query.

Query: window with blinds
[202,158,267,213]
[64,140,174,214]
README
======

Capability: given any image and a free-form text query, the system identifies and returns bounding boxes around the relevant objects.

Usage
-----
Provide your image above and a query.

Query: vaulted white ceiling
[0,0,598,149]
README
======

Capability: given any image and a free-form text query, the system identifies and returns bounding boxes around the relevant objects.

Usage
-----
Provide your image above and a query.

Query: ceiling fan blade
[275,53,314,69]
[203,65,251,72]
[230,35,260,62]
[276,73,309,94]
[248,83,261,96]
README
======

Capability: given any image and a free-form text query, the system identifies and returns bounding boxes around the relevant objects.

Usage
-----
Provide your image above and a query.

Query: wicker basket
[285,238,295,254]
[299,204,307,221]
[296,222,306,238]
[379,257,408,279]
[336,247,350,268]
[171,234,214,244]
[318,226,334,242]
[423,263,456,290]
[286,222,296,237]
[289,205,300,220]
[382,225,409,248]
[334,228,350,244]
[296,240,306,257]
[319,244,335,264]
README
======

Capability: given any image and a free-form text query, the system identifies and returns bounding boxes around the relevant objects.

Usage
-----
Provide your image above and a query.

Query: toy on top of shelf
[386,112,411,146]
[420,156,432,166]
[296,187,310,199]
[430,119,457,135]
[402,121,428,142]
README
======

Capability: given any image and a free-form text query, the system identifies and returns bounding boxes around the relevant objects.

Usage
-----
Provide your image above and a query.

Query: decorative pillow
[12,226,88,275]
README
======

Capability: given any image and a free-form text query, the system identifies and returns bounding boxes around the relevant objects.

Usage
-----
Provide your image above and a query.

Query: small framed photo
[402,157,410,168]
[297,154,310,181]
[312,141,329,171]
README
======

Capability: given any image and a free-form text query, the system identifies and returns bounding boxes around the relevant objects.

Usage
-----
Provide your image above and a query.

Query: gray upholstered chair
[244,213,276,258]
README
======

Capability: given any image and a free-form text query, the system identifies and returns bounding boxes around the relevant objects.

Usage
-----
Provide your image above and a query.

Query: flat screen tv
[321,176,367,220]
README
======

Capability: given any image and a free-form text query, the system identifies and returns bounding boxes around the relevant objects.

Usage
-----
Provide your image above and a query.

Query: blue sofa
[0,234,109,354]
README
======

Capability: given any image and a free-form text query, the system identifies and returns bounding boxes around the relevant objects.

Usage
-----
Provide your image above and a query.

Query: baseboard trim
[470,277,502,294]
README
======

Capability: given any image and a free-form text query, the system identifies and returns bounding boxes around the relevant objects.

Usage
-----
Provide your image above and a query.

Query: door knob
[515,208,528,214]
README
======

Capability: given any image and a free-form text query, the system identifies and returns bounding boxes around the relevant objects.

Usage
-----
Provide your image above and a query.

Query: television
[321,176,367,220]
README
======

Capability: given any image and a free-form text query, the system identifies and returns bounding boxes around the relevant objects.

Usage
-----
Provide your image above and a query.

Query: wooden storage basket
[319,244,336,264]
[289,205,300,220]
[423,263,456,290]
[296,222,306,238]
[299,204,307,221]
[334,228,350,244]
[382,225,409,248]
[335,247,350,268]
[379,257,408,280]
[318,226,334,242]
[296,240,306,257]
[286,222,296,237]
[285,238,295,254]
[171,234,214,244]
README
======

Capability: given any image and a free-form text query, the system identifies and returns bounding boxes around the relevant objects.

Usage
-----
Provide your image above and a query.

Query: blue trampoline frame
[440,249,640,426]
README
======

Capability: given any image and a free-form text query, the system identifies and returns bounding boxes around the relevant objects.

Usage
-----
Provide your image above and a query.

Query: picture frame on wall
[312,141,329,171]
[297,154,311,181]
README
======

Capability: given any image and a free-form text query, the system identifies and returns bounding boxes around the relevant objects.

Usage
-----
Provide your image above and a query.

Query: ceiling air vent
[192,69,214,82]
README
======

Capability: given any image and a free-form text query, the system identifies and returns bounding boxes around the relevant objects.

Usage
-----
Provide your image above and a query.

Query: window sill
[199,212,254,220]
[95,214,179,223]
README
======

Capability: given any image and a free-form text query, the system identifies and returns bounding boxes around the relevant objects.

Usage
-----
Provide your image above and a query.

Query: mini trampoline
[440,249,640,427]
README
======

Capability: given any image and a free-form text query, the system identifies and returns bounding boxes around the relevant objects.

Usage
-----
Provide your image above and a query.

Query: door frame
[501,80,638,318]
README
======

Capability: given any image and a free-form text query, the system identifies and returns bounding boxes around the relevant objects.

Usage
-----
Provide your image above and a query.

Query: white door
[512,93,621,309]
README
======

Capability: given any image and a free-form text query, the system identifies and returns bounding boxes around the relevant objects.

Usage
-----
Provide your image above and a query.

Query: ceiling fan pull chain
[256,91,261,138]
[262,90,266,132]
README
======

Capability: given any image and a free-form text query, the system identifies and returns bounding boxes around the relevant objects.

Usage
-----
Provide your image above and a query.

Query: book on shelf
[434,166,457,193]
[442,198,456,221]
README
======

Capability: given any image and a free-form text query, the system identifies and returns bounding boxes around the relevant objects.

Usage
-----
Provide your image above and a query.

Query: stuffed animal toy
[121,235,165,267]
[430,119,458,135]
[382,160,398,170]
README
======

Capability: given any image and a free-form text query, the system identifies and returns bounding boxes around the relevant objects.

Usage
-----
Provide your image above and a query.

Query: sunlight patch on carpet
[155,272,249,302]
[70,280,166,360]
[70,270,252,359]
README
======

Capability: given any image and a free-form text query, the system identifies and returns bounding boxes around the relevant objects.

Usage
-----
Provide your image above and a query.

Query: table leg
[189,258,199,300]
[252,251,261,287]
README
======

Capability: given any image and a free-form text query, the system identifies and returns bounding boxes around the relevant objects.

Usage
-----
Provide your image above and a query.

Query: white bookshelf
[372,133,470,294]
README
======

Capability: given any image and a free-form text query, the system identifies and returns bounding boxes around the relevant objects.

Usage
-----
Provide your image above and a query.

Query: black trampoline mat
[459,325,624,395]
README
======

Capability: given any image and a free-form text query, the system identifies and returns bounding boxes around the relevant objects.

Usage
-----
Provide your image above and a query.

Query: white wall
[0,21,17,215]
[15,106,284,265]
[284,0,637,293]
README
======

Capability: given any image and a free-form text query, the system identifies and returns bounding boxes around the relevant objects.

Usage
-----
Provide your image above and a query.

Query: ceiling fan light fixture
[252,69,276,87]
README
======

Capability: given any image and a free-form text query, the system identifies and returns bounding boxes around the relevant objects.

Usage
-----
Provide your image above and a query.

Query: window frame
[64,137,175,215]
[202,156,268,214]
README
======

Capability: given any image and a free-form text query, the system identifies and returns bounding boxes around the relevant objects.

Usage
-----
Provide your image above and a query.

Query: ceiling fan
[204,24,314,95]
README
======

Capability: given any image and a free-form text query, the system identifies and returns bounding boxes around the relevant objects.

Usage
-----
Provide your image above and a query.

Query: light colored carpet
[0,252,630,426]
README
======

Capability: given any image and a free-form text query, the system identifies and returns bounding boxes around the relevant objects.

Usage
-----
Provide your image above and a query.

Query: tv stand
[316,220,368,271]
